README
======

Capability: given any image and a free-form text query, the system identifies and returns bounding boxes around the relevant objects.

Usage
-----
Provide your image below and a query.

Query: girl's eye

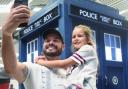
[78,35,82,37]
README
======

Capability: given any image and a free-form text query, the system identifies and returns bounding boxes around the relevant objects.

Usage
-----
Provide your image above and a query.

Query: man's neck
[45,56,60,61]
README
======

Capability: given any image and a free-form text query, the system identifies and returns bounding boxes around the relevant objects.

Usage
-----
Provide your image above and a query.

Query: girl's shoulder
[80,44,94,51]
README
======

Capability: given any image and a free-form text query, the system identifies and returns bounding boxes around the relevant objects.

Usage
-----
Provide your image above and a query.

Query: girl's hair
[74,25,95,46]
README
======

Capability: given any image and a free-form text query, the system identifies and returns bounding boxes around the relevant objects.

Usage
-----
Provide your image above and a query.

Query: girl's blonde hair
[74,25,95,46]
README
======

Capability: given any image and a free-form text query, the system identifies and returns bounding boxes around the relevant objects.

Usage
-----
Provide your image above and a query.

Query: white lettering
[79,9,98,20]
[44,13,52,23]
[100,15,111,23]
[24,25,33,34]
[113,19,122,26]
[34,19,42,28]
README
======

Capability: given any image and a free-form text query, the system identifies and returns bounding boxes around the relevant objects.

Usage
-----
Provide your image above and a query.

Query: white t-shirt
[65,45,99,89]
[23,63,66,89]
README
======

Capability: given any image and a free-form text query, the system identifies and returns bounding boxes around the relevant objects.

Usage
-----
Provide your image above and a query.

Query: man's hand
[2,5,30,36]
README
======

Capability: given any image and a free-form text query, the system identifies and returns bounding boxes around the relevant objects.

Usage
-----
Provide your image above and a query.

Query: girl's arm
[36,57,77,68]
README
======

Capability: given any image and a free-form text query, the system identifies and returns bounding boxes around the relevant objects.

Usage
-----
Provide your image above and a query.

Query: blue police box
[19,0,128,89]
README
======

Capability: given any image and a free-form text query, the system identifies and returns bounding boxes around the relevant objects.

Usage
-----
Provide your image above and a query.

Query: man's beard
[43,50,62,57]
[43,44,63,57]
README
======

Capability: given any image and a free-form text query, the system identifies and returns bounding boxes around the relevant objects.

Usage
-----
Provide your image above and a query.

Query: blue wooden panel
[105,67,125,89]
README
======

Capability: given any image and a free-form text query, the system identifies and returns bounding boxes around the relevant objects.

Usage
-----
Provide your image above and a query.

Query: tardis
[19,0,128,89]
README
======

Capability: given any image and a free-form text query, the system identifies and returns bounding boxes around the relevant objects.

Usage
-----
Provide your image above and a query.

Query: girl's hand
[35,56,46,64]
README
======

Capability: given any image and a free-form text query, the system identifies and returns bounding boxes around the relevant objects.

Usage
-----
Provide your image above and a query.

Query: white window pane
[27,54,31,62]
[105,46,112,60]
[116,48,122,61]
[33,51,38,63]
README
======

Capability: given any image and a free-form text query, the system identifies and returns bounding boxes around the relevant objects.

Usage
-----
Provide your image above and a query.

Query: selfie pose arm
[2,5,30,83]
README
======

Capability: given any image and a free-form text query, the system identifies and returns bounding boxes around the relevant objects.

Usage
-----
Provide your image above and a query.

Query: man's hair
[43,28,64,43]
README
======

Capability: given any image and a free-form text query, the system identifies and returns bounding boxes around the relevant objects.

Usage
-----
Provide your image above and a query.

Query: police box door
[100,27,126,89]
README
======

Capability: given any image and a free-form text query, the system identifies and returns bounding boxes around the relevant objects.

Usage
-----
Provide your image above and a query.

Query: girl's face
[72,27,88,50]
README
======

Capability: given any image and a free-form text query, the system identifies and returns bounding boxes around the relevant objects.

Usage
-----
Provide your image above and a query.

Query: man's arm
[2,5,30,83]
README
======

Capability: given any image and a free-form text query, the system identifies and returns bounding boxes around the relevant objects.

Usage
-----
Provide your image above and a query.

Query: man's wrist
[2,31,12,37]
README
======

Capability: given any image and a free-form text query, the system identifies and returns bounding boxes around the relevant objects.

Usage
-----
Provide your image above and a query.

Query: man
[2,5,66,89]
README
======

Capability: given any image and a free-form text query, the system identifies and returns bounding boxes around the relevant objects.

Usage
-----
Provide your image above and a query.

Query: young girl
[35,25,99,89]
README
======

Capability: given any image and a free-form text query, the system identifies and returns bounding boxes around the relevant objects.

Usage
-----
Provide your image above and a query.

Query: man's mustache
[46,44,58,49]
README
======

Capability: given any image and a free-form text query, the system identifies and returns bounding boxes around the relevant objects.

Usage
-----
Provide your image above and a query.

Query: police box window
[27,38,38,62]
[91,30,96,44]
[104,33,122,62]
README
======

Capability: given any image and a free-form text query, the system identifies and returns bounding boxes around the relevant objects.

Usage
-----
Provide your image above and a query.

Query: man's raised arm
[1,5,30,83]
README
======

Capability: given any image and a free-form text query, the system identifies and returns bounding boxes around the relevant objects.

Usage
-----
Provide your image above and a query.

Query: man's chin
[44,52,61,57]
[45,53,58,57]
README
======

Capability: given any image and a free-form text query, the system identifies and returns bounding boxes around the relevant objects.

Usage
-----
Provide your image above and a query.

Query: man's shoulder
[23,62,48,69]
[22,62,41,66]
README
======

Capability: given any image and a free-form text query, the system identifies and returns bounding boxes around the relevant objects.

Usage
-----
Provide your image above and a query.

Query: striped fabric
[71,53,86,65]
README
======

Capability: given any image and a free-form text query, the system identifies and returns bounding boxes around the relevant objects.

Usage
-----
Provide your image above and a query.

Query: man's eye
[54,40,58,42]
[72,36,75,38]
[45,40,49,42]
